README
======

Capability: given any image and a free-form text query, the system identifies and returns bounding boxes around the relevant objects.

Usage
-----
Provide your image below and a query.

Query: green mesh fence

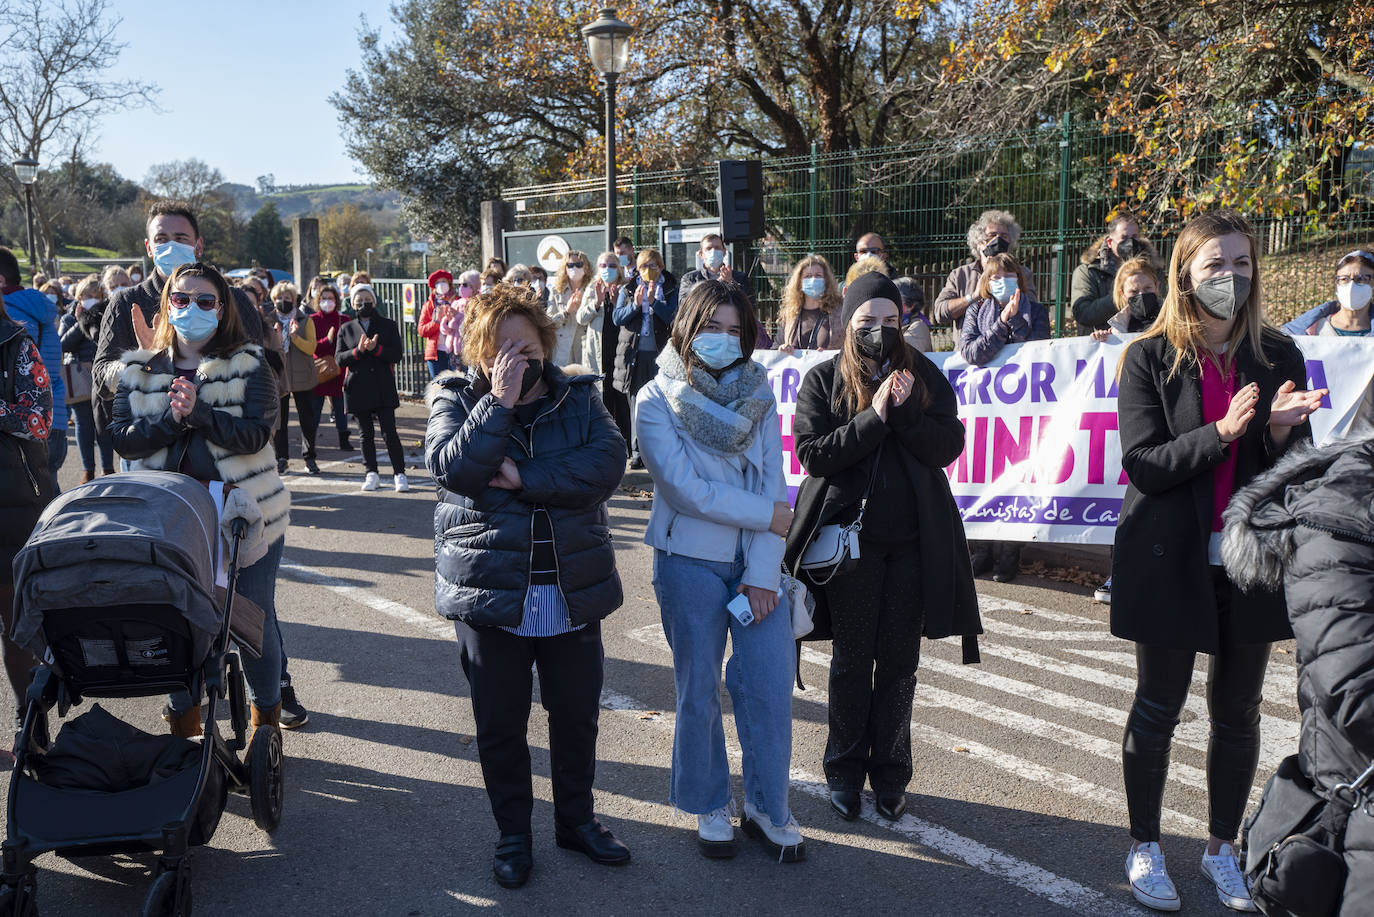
[503,112,1374,340]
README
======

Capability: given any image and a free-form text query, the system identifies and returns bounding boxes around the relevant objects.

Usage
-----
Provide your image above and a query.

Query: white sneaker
[361,471,379,492]
[393,473,409,493]
[1201,843,1257,912]
[1127,842,1181,911]
[696,808,736,858]
[741,801,805,863]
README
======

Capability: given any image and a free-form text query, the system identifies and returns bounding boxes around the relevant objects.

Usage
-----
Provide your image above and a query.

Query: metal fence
[370,278,432,396]
[501,111,1374,337]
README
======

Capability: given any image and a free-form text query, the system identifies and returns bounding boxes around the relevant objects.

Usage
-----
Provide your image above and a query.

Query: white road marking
[278,560,451,639]
[289,569,1151,913]
[1066,649,1301,710]
[622,624,1206,835]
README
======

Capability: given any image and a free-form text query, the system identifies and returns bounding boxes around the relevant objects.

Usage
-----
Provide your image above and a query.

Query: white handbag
[796,443,882,585]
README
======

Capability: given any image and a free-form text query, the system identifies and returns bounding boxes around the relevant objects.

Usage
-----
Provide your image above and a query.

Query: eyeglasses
[1337,274,1374,286]
[169,292,219,310]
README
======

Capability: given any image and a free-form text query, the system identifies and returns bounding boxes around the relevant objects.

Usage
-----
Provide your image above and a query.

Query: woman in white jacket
[636,278,804,863]
[546,249,592,366]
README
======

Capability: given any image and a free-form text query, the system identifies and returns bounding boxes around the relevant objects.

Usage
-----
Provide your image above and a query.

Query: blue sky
[93,1,396,189]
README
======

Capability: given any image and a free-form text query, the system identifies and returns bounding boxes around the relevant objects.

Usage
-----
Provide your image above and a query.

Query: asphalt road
[4,402,1300,916]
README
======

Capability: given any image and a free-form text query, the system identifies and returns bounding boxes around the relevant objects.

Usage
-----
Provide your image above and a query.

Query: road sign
[402,283,418,323]
[409,241,430,254]
[536,235,570,273]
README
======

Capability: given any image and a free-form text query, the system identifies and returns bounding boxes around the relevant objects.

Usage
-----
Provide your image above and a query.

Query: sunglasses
[566,261,585,269]
[169,292,219,310]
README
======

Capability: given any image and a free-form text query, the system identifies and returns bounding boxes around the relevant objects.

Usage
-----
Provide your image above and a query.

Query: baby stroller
[2,471,284,916]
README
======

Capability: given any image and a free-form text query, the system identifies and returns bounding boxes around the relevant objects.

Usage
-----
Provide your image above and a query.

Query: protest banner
[757,336,1374,545]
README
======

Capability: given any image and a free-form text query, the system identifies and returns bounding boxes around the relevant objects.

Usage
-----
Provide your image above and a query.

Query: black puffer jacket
[425,365,626,628]
[1223,437,1374,911]
[1223,437,1374,791]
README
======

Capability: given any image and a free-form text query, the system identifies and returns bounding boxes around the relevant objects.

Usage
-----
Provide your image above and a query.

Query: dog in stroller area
[2,471,285,917]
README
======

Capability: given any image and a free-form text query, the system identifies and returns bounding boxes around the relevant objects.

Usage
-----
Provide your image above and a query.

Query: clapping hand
[999,289,1022,325]
[360,334,379,353]
[715,262,733,282]
[1269,380,1326,430]
[169,376,197,423]
[132,306,159,350]
[1217,383,1259,443]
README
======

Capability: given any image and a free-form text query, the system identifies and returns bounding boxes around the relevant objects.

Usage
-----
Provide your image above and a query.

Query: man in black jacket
[92,200,264,409]
[677,233,754,308]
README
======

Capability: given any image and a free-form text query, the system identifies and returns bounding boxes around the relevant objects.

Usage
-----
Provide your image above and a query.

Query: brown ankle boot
[165,705,203,739]
[78,470,96,485]
[245,703,282,754]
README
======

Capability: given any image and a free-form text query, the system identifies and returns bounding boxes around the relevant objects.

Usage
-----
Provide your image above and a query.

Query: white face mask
[130,273,143,283]
[80,297,99,310]
[110,285,128,294]
[532,280,545,293]
[45,293,59,304]
[1338,281,1372,312]
[320,299,337,313]
[436,282,450,295]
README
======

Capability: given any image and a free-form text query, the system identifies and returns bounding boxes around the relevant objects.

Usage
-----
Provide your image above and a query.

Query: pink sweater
[1199,354,1239,533]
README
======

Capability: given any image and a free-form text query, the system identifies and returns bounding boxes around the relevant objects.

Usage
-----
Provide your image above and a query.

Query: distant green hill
[220,182,403,231]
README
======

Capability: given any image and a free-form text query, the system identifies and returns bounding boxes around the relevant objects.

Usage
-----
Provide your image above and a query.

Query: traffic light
[718,160,764,243]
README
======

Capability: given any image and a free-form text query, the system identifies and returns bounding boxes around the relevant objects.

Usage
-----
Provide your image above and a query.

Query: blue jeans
[653,549,794,826]
[70,400,113,472]
[425,358,443,379]
[171,536,284,714]
[46,428,68,496]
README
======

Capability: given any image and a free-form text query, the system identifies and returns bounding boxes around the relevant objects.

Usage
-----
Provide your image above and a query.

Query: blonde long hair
[778,255,840,330]
[1119,211,1272,381]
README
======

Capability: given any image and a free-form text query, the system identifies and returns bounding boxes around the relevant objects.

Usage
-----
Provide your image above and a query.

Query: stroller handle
[230,517,247,540]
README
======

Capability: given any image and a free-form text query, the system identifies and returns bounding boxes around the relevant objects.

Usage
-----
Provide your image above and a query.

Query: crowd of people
[1,197,1372,912]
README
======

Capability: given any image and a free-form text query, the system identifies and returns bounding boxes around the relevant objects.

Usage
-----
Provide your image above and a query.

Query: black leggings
[356,407,405,474]
[1123,588,1271,842]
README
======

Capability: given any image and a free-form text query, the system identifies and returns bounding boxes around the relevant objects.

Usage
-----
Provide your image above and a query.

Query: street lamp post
[12,155,39,278]
[582,9,634,254]
[365,247,373,274]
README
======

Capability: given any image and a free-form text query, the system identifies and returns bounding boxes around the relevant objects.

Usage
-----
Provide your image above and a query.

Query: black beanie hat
[841,271,903,328]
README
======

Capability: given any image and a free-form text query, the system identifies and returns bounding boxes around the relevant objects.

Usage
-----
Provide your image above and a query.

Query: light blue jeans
[653,549,795,827]
[171,536,283,714]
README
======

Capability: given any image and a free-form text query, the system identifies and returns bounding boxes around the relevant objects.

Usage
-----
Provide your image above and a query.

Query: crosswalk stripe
[1066,649,1301,711]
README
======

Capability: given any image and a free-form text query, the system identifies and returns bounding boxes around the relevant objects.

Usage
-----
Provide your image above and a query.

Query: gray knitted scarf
[656,343,773,456]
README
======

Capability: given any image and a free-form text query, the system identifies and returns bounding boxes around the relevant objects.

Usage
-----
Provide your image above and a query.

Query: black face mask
[1115,237,1142,261]
[356,302,376,318]
[855,325,899,363]
[275,301,292,314]
[982,236,1010,259]
[519,359,544,398]
[1126,291,1161,329]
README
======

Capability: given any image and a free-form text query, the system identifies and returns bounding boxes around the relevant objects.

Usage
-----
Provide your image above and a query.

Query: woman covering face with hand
[1112,211,1326,914]
[784,271,980,826]
[425,284,629,890]
[110,262,290,747]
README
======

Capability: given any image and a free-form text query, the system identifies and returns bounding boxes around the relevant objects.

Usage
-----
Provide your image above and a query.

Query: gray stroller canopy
[11,471,224,658]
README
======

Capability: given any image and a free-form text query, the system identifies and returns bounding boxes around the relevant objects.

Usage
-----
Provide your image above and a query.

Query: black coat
[0,317,52,583]
[783,350,982,662]
[336,314,402,414]
[611,272,677,395]
[1111,331,1310,653]
[58,310,98,364]
[425,365,627,628]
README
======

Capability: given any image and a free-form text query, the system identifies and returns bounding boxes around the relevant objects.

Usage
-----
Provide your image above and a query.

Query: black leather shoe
[875,791,907,820]
[492,834,533,889]
[829,789,861,821]
[992,544,1021,583]
[555,818,631,866]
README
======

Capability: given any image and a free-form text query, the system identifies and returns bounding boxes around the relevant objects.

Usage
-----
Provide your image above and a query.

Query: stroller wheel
[0,877,37,917]
[248,726,284,832]
[141,869,191,917]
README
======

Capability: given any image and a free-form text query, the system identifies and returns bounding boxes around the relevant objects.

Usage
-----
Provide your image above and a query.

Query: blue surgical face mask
[800,276,826,299]
[618,254,631,269]
[599,266,619,283]
[168,304,220,343]
[703,249,726,269]
[152,240,197,276]
[690,332,743,370]
[988,276,1018,304]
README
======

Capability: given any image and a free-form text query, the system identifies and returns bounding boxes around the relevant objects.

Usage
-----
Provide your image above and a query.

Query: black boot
[993,542,1022,583]
[969,542,994,576]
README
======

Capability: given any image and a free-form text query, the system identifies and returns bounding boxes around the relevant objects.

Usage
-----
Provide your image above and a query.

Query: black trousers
[456,620,604,836]
[602,385,630,452]
[356,407,405,474]
[275,391,318,461]
[822,538,925,793]
[1123,569,1271,842]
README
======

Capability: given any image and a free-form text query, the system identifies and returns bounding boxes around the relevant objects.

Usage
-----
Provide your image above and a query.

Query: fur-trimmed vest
[117,345,290,547]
